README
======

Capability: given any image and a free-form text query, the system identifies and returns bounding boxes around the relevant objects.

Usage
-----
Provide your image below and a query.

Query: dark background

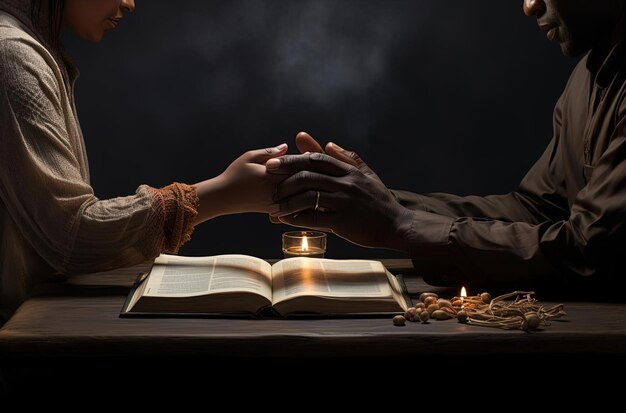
[62,0,575,259]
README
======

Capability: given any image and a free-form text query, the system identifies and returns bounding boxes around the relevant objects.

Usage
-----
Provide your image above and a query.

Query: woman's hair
[30,0,64,48]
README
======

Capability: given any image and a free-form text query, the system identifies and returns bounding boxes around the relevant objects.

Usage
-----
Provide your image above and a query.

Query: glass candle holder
[282,231,327,258]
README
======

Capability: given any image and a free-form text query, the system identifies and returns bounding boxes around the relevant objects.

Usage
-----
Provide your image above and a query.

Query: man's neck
[593,4,626,62]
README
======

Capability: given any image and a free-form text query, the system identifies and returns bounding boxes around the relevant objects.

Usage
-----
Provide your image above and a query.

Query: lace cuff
[149,182,199,254]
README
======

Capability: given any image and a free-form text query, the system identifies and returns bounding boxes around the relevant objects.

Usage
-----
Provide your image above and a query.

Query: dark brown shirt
[393,40,626,292]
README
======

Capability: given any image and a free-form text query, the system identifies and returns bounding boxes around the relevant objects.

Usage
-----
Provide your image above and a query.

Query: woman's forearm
[192,175,230,224]
[192,143,288,225]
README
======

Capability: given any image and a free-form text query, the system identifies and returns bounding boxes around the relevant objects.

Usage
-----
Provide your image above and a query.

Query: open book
[120,254,410,317]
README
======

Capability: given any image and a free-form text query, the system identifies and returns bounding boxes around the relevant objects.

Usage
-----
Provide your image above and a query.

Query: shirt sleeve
[392,190,558,225]
[391,94,570,225]
[399,94,626,290]
[0,37,198,275]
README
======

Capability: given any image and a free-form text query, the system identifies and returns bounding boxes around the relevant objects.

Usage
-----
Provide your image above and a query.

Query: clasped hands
[265,132,413,251]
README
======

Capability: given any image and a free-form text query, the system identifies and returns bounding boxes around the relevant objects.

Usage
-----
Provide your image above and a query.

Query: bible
[120,254,410,317]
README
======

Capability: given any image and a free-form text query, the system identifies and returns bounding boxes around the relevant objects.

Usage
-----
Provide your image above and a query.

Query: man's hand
[295,131,324,154]
[295,131,361,167]
[268,131,361,224]
[266,147,413,251]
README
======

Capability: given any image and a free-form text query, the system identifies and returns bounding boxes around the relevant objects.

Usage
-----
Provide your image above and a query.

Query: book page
[272,258,392,304]
[143,254,272,300]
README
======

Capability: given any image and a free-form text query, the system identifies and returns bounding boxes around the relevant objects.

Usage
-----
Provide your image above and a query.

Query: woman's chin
[73,29,105,44]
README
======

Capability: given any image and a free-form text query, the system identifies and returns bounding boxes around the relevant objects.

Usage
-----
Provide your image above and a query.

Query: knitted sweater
[0,10,197,319]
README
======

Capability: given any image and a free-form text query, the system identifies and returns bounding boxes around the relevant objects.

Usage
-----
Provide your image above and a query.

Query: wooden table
[1,259,626,359]
[2,259,626,393]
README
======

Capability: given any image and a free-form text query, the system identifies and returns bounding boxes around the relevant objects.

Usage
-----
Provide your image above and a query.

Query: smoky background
[63,0,574,259]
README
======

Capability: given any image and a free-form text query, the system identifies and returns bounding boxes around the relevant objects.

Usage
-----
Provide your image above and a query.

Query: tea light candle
[460,286,467,309]
[282,231,327,258]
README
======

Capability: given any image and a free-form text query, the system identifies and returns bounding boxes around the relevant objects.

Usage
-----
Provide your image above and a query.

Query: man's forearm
[391,189,551,224]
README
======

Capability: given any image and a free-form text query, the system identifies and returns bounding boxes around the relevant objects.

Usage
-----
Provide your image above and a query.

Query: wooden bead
[457,310,468,323]
[393,315,406,326]
[427,303,439,315]
[419,292,438,303]
[424,296,438,306]
[405,307,417,322]
[431,310,453,320]
[440,306,457,316]
[525,313,540,330]
[437,299,452,308]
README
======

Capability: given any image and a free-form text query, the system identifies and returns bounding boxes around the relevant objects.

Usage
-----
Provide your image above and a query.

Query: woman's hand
[193,144,288,223]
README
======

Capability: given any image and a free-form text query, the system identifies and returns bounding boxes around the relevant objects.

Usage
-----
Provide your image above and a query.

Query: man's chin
[559,41,590,58]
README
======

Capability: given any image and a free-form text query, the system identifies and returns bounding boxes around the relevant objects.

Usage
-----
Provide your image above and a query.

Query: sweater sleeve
[0,35,198,275]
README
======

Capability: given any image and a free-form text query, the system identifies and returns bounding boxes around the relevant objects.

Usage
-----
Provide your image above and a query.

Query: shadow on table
[2,354,626,397]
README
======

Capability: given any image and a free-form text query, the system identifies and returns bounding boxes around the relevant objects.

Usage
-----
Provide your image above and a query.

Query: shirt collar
[587,39,626,88]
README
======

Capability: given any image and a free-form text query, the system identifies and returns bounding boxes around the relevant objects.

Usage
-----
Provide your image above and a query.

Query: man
[266,0,626,293]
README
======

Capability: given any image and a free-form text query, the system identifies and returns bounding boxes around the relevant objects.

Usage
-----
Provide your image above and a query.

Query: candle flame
[461,286,467,298]
[301,236,309,251]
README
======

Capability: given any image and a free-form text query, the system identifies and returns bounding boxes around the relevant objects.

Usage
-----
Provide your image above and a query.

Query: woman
[0,0,287,322]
